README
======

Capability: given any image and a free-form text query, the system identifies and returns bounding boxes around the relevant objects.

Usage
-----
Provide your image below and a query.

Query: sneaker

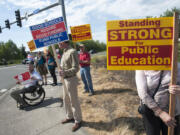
[51,83,57,86]
[88,92,94,96]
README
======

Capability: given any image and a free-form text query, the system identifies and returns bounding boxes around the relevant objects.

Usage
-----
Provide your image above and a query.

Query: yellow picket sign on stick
[27,40,36,52]
[107,17,174,70]
[70,24,92,42]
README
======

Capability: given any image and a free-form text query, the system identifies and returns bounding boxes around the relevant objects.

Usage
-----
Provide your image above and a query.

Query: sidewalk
[0,77,89,135]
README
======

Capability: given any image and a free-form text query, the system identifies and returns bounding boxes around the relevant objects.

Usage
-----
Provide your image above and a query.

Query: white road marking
[0,66,16,70]
[0,89,7,93]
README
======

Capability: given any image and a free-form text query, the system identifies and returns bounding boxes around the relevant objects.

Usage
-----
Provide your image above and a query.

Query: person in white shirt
[11,61,42,109]
[136,65,180,135]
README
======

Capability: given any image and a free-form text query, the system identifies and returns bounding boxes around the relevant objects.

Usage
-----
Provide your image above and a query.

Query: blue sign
[33,9,40,14]
[30,17,68,48]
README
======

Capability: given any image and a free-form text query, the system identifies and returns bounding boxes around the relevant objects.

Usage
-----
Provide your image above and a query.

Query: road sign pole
[59,0,68,30]
[168,12,179,135]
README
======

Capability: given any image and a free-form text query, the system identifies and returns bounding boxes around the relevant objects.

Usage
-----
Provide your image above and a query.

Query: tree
[160,7,180,17]
[48,40,106,56]
[5,40,21,60]
[160,7,180,37]
[20,44,27,59]
[0,40,25,64]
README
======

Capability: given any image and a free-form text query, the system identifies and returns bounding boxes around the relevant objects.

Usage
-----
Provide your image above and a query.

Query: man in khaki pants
[58,41,82,132]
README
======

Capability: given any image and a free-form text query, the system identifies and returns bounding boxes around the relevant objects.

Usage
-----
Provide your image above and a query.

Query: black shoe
[51,83,57,86]
[19,104,28,110]
[83,91,89,94]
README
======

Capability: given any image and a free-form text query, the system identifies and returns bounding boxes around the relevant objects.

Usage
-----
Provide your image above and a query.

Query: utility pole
[59,0,68,30]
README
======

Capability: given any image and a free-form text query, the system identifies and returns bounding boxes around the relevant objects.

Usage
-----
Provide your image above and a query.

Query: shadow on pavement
[24,97,63,111]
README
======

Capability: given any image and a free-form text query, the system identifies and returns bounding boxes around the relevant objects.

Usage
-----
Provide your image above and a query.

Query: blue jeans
[80,66,94,93]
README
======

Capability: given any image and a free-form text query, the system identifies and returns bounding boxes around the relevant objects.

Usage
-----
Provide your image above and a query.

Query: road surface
[0,65,27,91]
[0,78,89,135]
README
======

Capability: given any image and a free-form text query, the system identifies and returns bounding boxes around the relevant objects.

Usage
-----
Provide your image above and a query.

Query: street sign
[33,9,40,14]
[70,24,92,42]
[29,17,68,48]
[107,17,173,70]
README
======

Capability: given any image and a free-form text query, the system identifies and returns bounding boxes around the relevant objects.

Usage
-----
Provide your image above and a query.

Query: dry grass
[77,56,146,135]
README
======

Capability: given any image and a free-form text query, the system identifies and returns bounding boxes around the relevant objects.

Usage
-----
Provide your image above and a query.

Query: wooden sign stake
[51,44,67,91]
[168,12,179,135]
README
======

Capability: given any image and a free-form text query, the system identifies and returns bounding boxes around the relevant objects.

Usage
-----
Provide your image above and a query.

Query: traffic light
[5,20,10,29]
[15,10,22,27]
[0,26,2,33]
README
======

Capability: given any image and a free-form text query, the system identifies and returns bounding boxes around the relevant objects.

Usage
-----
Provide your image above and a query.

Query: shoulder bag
[138,71,164,114]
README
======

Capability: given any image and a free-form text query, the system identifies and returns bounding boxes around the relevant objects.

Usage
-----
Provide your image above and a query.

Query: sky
[0,0,180,51]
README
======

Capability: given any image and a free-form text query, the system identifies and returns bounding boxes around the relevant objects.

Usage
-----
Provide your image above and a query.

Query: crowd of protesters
[10,40,180,134]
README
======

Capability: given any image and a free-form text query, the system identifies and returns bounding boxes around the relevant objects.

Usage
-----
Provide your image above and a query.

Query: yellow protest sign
[70,24,92,42]
[27,40,36,52]
[107,17,174,70]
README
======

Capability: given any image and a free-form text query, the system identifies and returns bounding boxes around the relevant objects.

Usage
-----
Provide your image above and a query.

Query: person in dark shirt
[37,52,48,85]
[47,53,57,86]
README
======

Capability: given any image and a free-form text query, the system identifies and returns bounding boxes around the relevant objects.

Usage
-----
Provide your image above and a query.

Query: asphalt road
[0,78,88,135]
[0,64,27,91]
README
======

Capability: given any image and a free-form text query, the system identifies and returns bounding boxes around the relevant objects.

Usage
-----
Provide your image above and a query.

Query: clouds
[96,0,180,19]
[1,0,180,46]
[6,0,52,9]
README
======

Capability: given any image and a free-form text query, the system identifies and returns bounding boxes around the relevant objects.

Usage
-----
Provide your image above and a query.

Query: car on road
[22,59,31,64]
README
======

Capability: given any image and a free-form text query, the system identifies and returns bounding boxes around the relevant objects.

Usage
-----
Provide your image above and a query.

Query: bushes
[0,40,25,65]
[49,40,106,55]
[78,40,106,52]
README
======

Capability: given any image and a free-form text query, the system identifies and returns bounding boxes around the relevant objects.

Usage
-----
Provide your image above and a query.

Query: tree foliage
[48,40,106,56]
[160,7,180,17]
[0,40,26,64]
[160,7,180,37]
[78,40,106,52]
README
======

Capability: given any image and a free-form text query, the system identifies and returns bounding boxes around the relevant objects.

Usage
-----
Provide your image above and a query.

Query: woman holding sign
[136,68,180,135]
